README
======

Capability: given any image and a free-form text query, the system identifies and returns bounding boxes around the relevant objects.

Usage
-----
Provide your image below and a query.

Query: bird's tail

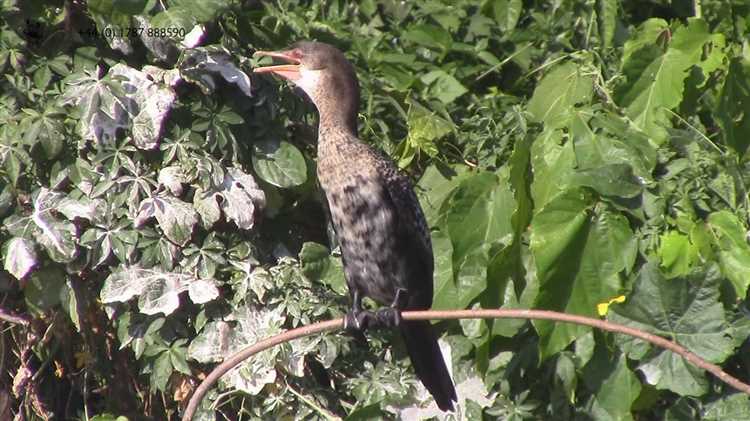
[400,320,457,411]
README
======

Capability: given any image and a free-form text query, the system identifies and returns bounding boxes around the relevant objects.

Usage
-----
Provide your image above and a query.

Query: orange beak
[253,50,302,81]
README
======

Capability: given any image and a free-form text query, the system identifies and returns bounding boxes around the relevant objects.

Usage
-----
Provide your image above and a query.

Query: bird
[254,41,457,411]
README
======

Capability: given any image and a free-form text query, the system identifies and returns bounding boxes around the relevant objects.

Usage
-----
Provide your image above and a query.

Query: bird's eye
[289,49,304,61]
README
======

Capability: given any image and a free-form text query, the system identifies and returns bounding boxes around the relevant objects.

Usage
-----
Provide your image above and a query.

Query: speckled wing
[377,160,435,310]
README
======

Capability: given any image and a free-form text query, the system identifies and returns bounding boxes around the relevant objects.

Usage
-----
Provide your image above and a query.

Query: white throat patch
[293,68,324,103]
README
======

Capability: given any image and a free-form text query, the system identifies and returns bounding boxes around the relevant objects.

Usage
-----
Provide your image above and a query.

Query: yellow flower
[597,295,626,316]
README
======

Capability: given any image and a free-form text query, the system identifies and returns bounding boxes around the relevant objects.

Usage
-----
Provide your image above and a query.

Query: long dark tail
[400,320,457,411]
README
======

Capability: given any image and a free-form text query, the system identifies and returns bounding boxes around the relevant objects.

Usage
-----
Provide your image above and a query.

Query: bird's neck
[315,100,359,150]
[316,100,358,137]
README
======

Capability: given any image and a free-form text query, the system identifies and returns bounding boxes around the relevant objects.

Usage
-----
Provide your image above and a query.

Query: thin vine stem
[182,308,750,421]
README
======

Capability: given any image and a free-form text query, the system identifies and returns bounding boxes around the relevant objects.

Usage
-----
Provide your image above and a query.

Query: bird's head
[254,41,360,132]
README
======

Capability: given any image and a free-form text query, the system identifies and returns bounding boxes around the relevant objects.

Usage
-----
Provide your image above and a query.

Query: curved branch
[182,309,750,420]
[0,307,30,326]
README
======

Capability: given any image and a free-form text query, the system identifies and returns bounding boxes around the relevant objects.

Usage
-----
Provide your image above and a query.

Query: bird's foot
[344,309,376,332]
[374,307,402,328]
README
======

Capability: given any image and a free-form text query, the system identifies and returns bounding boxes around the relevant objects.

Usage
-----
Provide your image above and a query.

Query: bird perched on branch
[254,41,457,411]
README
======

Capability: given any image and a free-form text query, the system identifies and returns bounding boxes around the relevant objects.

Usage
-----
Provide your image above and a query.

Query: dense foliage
[2,0,750,419]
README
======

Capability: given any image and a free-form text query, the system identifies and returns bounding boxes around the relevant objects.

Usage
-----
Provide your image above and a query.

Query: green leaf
[717,57,750,156]
[402,24,452,52]
[657,231,698,278]
[440,171,515,309]
[610,262,733,364]
[584,351,642,421]
[533,195,636,357]
[529,129,577,209]
[404,101,455,163]
[597,0,618,48]
[299,242,347,296]
[431,229,457,310]
[706,211,750,297]
[703,394,750,420]
[617,19,721,143]
[416,164,471,227]
[24,266,66,314]
[490,0,522,33]
[571,163,643,198]
[570,111,657,181]
[638,348,709,396]
[252,139,307,188]
[527,62,594,129]
[421,70,468,104]
[151,351,173,392]
[3,237,37,280]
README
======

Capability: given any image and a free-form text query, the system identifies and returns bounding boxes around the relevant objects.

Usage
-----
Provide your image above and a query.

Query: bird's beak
[253,50,302,81]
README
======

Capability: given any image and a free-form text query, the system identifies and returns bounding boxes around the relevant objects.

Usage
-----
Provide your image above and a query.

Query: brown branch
[0,307,30,326]
[182,309,750,421]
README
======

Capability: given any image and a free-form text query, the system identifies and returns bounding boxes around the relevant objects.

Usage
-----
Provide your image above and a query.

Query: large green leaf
[529,129,577,209]
[616,19,724,143]
[416,164,471,227]
[570,110,657,181]
[437,171,515,309]
[657,230,699,278]
[706,211,750,297]
[717,57,750,157]
[532,192,636,357]
[610,262,733,363]
[703,394,750,420]
[528,61,594,129]
[584,351,642,421]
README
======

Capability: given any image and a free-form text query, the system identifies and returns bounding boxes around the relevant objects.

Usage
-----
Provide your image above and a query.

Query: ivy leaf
[3,237,37,280]
[19,103,65,158]
[158,165,188,196]
[61,64,176,149]
[3,188,80,263]
[179,46,252,96]
[134,194,198,246]
[193,167,265,230]
[252,139,307,188]
[101,266,219,315]
[187,306,285,395]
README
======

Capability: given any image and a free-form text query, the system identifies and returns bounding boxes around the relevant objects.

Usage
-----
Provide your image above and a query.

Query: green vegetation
[2,0,750,419]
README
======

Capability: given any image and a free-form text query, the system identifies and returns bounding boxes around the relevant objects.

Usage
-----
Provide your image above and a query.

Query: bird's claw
[344,308,401,331]
[375,307,402,328]
[344,309,373,332]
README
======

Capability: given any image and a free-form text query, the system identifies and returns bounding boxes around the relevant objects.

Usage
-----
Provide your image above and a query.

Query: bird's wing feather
[377,162,435,309]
